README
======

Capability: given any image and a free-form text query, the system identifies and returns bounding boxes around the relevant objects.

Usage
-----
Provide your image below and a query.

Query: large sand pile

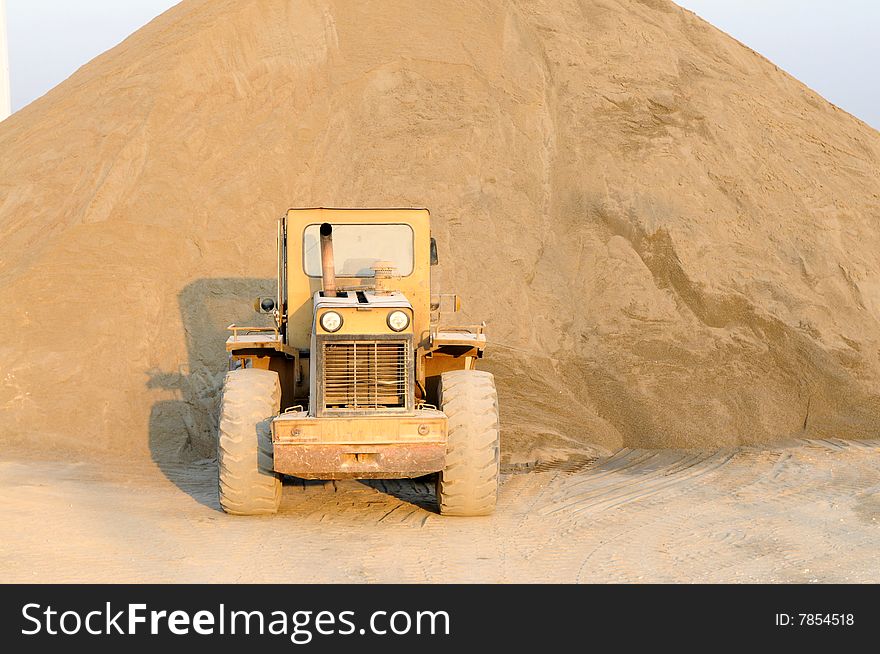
[2,0,879,462]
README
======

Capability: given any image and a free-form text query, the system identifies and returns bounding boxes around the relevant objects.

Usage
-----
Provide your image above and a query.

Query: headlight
[387,310,410,332]
[320,311,343,333]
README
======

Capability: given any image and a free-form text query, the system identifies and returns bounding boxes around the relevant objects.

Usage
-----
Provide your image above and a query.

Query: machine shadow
[359,476,439,513]
[147,277,435,512]
[148,401,220,511]
[147,277,276,512]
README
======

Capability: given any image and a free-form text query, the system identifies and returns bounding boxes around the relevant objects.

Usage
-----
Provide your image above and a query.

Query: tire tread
[217,368,281,515]
[437,370,500,516]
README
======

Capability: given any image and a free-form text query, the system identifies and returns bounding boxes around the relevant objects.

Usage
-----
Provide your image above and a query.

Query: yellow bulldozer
[218,208,499,516]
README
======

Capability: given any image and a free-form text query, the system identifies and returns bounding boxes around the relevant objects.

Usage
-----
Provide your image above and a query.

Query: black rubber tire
[217,368,281,515]
[436,370,500,516]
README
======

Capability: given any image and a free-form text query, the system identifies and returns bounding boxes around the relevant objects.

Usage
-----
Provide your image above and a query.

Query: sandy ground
[2,439,877,583]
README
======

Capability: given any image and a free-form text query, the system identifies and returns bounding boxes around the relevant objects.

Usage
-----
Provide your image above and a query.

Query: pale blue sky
[5,1,880,129]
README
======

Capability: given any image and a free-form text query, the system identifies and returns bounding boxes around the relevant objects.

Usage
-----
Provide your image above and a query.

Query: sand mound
[2,0,879,461]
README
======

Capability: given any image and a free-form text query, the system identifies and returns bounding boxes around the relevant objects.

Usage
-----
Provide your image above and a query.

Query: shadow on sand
[147,277,274,511]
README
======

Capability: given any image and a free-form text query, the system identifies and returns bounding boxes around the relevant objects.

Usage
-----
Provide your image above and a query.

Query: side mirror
[430,237,439,266]
[254,297,276,314]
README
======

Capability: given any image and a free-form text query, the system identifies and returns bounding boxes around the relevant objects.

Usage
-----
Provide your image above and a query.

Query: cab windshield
[302,223,414,277]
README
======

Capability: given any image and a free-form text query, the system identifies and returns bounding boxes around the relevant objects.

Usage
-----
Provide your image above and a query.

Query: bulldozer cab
[280,208,433,351]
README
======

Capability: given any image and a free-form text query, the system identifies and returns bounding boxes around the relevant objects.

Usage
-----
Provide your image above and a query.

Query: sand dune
[1,0,879,461]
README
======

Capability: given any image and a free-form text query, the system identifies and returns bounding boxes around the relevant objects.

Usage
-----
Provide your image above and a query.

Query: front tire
[217,368,281,515]
[437,370,500,516]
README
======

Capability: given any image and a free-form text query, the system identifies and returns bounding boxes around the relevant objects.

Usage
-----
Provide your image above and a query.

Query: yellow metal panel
[285,208,432,349]
[273,411,447,444]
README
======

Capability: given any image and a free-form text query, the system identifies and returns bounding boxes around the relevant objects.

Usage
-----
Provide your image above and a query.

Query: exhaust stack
[320,222,337,296]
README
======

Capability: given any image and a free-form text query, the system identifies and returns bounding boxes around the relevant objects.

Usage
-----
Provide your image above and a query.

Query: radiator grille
[322,340,409,410]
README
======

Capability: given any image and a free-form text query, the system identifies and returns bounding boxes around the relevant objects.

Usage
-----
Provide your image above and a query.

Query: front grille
[321,340,410,410]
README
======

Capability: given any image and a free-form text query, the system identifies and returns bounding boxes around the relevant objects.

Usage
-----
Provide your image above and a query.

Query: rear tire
[437,370,500,516]
[217,368,281,515]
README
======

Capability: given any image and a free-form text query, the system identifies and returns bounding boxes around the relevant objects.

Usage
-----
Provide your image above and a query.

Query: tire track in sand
[539,449,736,518]
[2,441,879,582]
